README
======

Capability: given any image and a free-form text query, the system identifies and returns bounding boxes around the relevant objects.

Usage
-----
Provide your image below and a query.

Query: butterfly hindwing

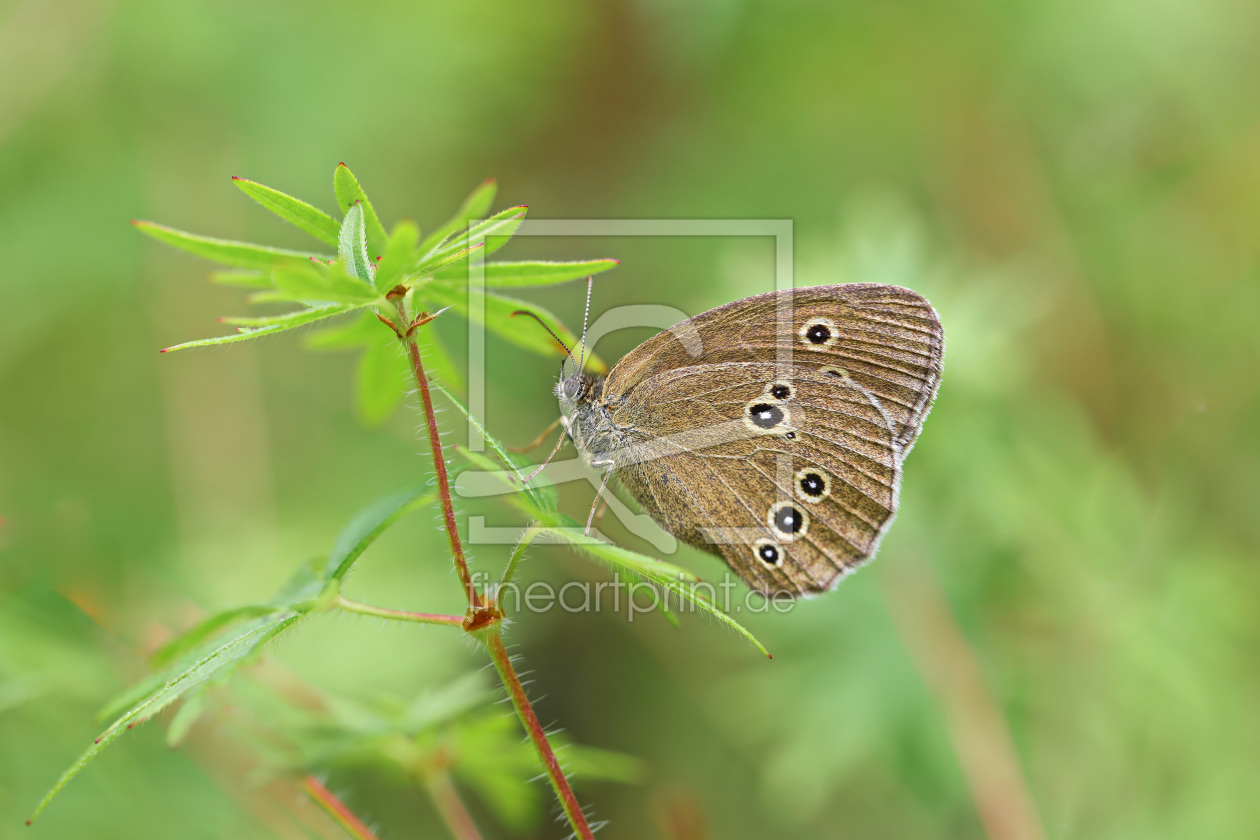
[609,362,902,595]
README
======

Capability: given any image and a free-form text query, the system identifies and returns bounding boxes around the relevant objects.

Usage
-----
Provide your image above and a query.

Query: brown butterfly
[535,283,943,597]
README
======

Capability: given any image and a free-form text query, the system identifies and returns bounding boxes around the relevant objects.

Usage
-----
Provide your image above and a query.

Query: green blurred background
[3,0,1259,837]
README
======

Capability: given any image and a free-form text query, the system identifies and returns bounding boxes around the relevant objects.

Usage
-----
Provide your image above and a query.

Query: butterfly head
[555,370,601,414]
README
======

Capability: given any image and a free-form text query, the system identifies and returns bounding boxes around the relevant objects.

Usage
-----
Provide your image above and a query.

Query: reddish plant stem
[423,769,484,840]
[389,300,593,838]
[304,776,380,840]
[336,595,464,627]
[395,300,478,607]
[482,630,594,840]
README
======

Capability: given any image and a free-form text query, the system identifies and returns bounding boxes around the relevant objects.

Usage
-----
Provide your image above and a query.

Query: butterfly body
[556,283,943,597]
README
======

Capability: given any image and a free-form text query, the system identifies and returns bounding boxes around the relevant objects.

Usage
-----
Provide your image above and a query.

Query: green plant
[29,164,768,839]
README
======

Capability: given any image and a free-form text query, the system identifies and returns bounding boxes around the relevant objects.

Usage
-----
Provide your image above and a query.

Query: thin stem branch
[392,299,479,608]
[336,596,464,628]
[385,299,593,838]
[423,769,484,840]
[304,776,381,840]
[481,630,594,840]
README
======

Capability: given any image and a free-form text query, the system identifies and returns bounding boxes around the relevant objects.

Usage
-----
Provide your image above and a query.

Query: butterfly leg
[585,460,615,536]
[522,413,576,484]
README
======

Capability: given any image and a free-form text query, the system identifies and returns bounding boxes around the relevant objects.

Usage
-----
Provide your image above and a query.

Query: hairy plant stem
[390,299,594,839]
[482,630,595,840]
[336,595,464,627]
[394,298,479,607]
[304,776,381,840]
[423,769,484,840]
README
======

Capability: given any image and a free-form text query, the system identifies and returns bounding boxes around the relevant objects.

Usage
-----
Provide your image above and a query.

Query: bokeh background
[3,1,1259,838]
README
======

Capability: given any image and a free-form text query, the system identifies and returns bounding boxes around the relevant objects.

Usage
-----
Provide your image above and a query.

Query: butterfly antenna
[510,310,577,368]
[576,275,594,374]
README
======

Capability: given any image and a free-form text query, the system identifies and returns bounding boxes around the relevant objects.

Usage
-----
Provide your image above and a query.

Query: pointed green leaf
[165,688,206,748]
[416,206,527,273]
[134,220,332,269]
[375,220,420,292]
[451,445,552,520]
[326,486,436,581]
[432,382,556,515]
[161,303,361,353]
[210,269,272,289]
[245,289,297,305]
[541,526,698,582]
[233,177,340,246]
[30,611,301,824]
[540,525,770,658]
[423,241,485,274]
[304,310,382,349]
[273,262,378,304]
[356,337,409,424]
[332,163,389,257]
[338,203,374,284]
[433,259,619,288]
[150,604,281,670]
[267,556,334,611]
[424,286,606,373]
[418,179,498,256]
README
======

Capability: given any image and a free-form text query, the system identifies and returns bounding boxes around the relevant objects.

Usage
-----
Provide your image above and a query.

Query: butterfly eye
[768,501,809,539]
[800,317,839,347]
[795,467,831,502]
[754,539,782,567]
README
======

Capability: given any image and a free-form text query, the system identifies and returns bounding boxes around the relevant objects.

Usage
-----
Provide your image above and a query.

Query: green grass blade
[338,202,374,284]
[133,220,331,268]
[30,612,300,824]
[433,259,620,288]
[233,176,340,246]
[326,486,436,581]
[333,162,389,257]
[161,303,361,352]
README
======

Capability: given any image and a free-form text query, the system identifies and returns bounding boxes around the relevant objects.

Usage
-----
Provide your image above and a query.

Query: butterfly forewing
[604,284,943,455]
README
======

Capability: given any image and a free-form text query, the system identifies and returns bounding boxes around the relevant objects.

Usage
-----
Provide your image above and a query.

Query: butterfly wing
[609,362,901,596]
[605,284,943,454]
